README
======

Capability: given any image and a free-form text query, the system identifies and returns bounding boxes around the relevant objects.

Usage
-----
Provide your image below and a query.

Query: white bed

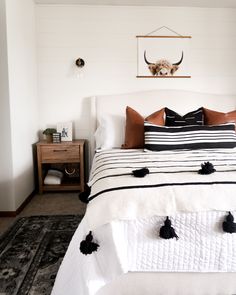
[52,89,236,295]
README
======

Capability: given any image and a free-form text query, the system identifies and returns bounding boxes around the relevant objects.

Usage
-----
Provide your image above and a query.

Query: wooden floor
[0,192,86,235]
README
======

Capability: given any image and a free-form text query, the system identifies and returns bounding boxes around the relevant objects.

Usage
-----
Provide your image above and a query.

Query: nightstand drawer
[41,145,80,163]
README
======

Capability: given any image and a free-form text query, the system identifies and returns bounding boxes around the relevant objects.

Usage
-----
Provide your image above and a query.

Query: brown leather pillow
[122,106,165,148]
[203,108,236,126]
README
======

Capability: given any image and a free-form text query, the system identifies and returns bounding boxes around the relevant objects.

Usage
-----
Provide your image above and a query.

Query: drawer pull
[53,149,68,152]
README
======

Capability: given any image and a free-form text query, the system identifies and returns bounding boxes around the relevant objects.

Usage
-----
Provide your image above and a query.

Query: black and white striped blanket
[86,148,236,230]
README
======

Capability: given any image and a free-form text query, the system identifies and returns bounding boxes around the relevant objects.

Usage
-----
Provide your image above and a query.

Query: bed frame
[89,89,236,294]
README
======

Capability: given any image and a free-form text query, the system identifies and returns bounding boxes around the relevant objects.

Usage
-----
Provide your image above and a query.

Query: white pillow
[94,115,125,150]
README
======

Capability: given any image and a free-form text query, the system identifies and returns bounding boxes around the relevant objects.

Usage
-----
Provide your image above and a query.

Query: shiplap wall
[36,5,236,140]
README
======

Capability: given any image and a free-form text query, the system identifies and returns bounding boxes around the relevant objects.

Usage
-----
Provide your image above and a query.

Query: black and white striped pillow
[165,107,203,126]
[144,122,236,151]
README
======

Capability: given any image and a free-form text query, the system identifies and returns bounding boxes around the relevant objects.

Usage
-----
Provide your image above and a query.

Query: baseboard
[0,190,36,217]
[0,211,17,217]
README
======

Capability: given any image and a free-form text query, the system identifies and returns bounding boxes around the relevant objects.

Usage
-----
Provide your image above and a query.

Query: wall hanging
[136,26,191,78]
[75,58,85,68]
[75,57,85,78]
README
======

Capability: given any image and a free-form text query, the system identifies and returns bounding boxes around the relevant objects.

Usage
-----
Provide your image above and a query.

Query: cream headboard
[89,89,236,165]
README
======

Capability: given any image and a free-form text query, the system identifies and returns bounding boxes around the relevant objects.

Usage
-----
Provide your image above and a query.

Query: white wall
[0,0,14,210]
[6,0,38,210]
[36,5,236,140]
[2,3,236,210]
[0,0,38,211]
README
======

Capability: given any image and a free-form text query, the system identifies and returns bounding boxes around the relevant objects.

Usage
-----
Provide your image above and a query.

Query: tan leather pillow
[203,108,236,126]
[122,106,165,148]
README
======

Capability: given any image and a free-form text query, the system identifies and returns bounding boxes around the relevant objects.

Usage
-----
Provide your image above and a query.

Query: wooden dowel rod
[136,35,191,38]
[136,75,191,78]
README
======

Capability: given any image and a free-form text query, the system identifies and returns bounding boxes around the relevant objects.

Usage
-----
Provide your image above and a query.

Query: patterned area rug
[0,215,82,295]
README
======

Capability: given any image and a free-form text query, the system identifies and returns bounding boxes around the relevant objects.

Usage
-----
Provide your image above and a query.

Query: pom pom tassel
[198,162,216,175]
[222,212,236,234]
[80,231,99,255]
[132,167,149,178]
[79,186,91,204]
[159,216,179,240]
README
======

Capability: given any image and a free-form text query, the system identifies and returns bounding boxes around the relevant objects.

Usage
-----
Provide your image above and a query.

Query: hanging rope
[146,25,183,37]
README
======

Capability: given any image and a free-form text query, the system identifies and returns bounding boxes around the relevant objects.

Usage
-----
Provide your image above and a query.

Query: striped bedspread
[86,148,236,230]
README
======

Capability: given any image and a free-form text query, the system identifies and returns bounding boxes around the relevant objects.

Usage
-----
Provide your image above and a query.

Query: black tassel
[198,162,216,175]
[80,231,99,255]
[79,186,91,204]
[159,216,179,240]
[222,212,236,234]
[132,167,149,178]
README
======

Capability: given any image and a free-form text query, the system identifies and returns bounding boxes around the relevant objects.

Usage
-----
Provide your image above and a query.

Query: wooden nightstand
[36,140,85,194]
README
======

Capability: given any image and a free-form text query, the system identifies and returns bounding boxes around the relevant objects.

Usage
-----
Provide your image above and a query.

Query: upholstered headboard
[89,89,236,165]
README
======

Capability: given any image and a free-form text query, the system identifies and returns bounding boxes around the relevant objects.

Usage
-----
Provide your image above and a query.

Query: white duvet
[51,148,236,295]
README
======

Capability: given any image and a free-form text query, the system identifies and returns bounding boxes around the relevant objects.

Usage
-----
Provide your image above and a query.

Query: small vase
[46,134,53,143]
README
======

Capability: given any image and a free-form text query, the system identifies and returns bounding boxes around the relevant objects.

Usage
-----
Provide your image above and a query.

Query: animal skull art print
[144,51,184,76]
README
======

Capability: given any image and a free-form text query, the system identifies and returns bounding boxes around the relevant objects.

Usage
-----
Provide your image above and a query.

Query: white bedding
[52,211,236,295]
[87,148,236,230]
[51,148,236,295]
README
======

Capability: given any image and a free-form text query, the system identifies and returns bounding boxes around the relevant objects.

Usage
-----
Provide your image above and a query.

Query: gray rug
[0,215,82,295]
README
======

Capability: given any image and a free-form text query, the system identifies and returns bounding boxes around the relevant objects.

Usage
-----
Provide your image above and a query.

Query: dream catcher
[64,163,80,178]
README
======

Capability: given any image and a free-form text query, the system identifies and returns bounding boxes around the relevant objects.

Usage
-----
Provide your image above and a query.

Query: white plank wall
[36,5,236,140]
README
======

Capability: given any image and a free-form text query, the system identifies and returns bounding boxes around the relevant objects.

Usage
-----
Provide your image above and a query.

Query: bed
[51,89,236,295]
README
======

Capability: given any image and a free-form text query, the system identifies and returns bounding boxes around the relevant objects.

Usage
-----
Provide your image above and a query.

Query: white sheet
[96,272,236,295]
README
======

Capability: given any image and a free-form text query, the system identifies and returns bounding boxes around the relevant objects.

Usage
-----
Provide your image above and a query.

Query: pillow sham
[144,122,236,151]
[122,106,165,149]
[165,107,203,126]
[203,108,236,126]
[95,115,125,150]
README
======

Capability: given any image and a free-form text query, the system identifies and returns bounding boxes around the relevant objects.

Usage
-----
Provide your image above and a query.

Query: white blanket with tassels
[52,211,236,295]
[52,148,236,295]
[86,148,236,230]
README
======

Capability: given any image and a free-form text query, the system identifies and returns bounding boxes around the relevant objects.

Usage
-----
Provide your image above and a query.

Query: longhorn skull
[144,51,183,76]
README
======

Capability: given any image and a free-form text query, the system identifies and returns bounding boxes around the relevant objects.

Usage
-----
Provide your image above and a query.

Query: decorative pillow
[95,115,125,150]
[165,107,203,126]
[203,108,236,126]
[144,122,236,151]
[122,106,165,149]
